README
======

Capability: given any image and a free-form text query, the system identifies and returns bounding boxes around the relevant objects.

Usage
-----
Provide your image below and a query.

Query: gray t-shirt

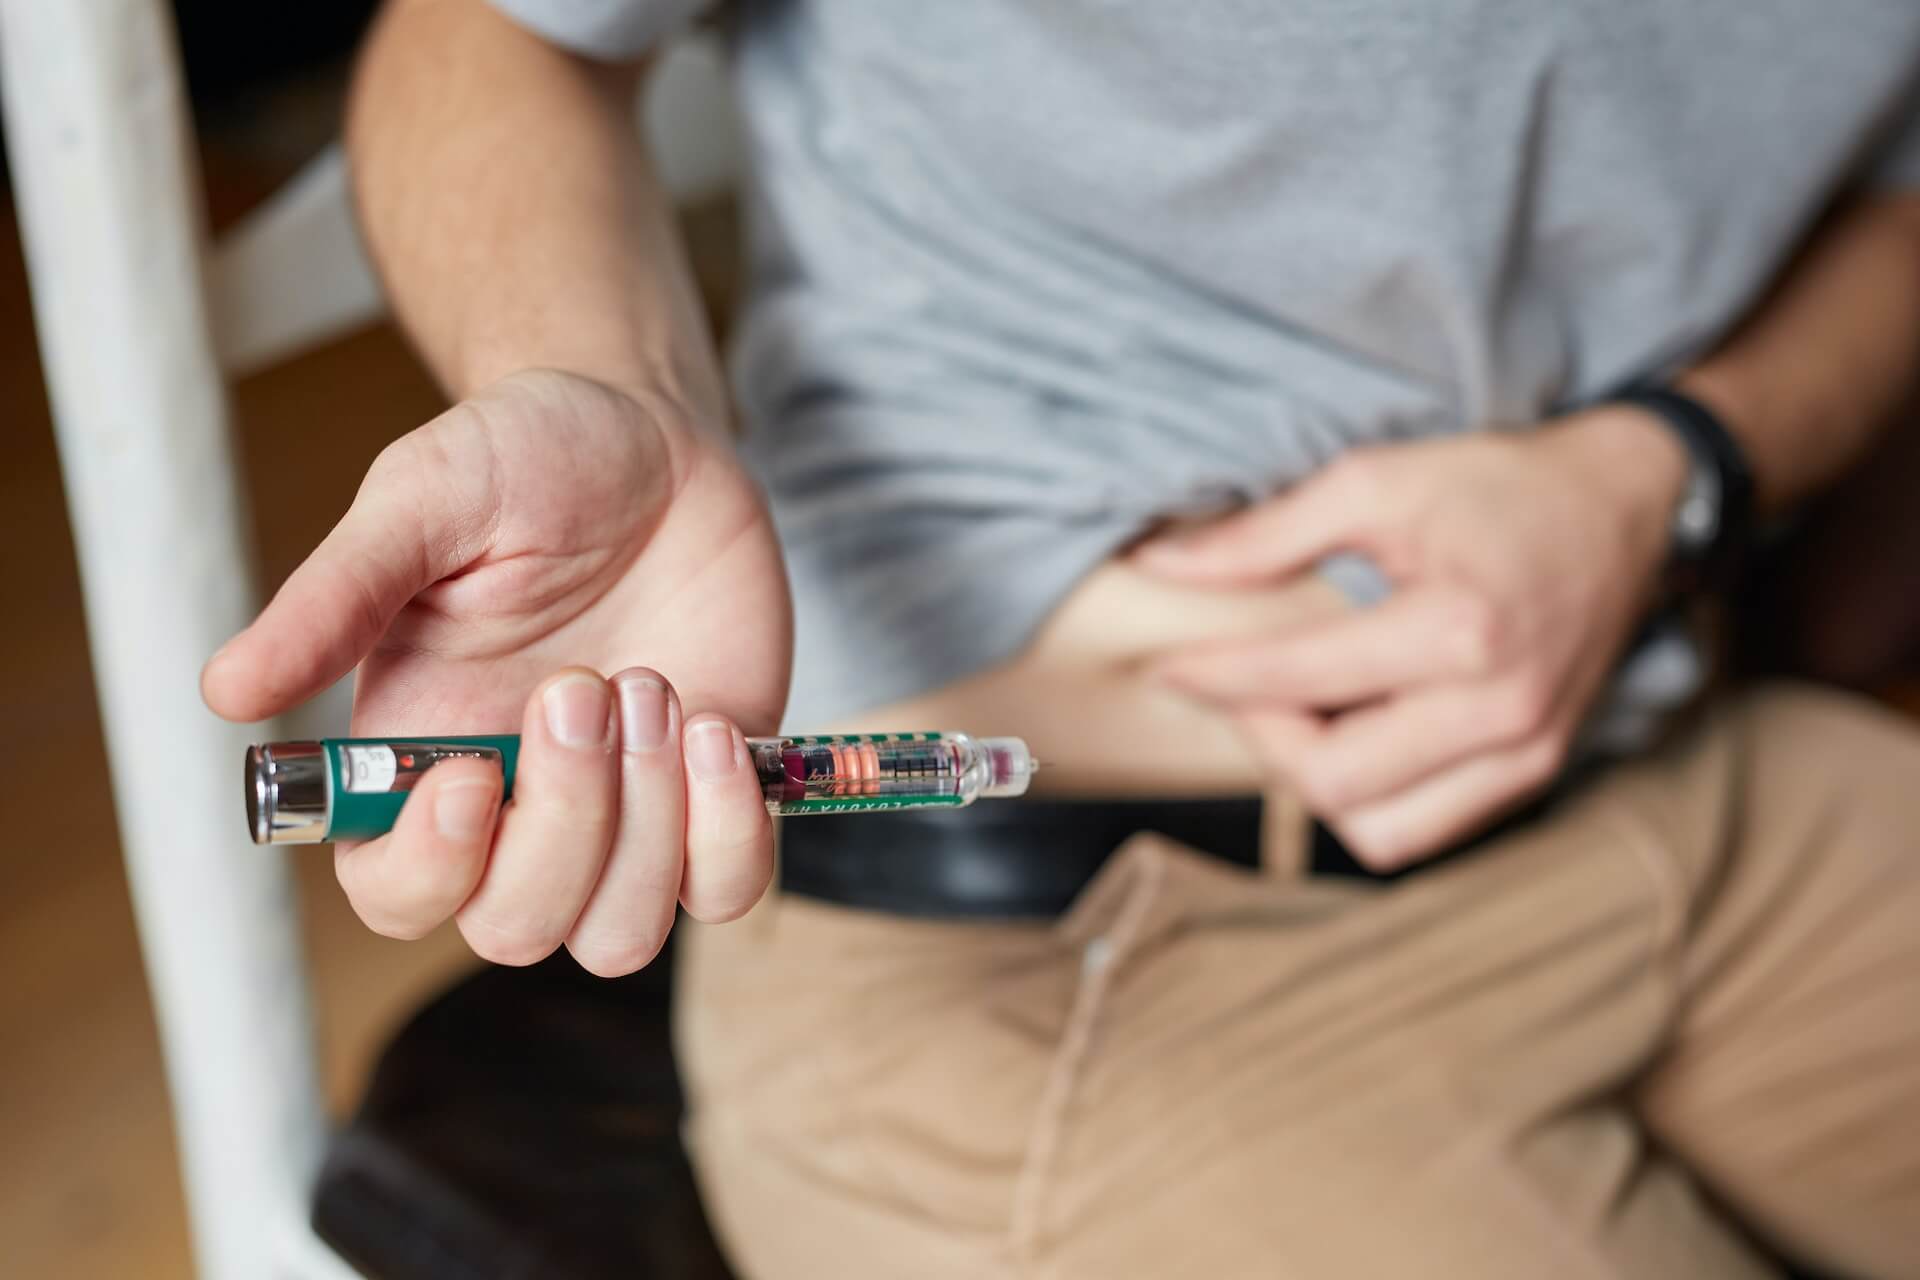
[492,0,1920,731]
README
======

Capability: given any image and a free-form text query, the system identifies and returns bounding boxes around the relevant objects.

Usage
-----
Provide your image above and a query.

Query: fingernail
[685,720,740,781]
[435,780,496,840]
[617,674,670,754]
[544,674,612,748]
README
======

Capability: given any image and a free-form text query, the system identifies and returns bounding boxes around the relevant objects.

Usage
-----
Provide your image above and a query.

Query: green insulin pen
[246,732,1038,845]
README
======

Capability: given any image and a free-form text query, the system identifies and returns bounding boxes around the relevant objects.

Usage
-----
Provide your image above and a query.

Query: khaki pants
[674,686,1920,1279]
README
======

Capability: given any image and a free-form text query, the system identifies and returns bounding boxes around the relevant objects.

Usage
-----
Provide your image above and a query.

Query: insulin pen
[246,732,1038,845]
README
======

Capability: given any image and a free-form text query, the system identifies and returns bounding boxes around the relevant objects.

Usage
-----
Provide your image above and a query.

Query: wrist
[458,336,724,415]
[1542,406,1690,595]
[583,356,727,431]
[464,348,732,443]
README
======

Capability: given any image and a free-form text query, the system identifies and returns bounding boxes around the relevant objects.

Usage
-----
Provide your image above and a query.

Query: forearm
[347,0,725,418]
[1679,190,1920,513]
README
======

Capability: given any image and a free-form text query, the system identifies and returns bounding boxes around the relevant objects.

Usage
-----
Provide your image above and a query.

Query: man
[205,2,1920,1274]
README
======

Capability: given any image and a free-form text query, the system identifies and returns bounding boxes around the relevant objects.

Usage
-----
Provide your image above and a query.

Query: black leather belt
[776,795,1503,919]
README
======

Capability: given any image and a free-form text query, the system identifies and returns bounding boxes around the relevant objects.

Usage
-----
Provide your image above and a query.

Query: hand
[203,369,792,974]
[1136,409,1686,869]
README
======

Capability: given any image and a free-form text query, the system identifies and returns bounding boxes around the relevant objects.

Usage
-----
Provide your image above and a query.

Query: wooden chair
[0,3,738,1274]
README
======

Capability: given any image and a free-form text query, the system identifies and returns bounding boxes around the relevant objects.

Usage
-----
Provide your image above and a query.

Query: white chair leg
[0,3,330,1277]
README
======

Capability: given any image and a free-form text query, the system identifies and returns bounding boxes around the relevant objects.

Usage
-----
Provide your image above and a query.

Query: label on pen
[337,742,506,794]
[340,745,399,793]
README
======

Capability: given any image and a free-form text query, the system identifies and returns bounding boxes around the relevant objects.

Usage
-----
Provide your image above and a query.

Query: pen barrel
[249,731,1032,844]
[323,735,521,842]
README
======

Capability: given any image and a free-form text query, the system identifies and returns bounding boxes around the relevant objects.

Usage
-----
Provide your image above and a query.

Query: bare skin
[820,560,1354,795]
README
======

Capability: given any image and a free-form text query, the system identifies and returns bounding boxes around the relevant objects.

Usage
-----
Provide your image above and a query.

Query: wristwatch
[1610,385,1756,598]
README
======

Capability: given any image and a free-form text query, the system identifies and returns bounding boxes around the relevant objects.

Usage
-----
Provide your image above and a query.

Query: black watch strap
[1612,385,1756,596]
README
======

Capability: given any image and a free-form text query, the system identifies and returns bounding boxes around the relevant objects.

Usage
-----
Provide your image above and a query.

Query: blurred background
[0,3,740,1274]
[3,4,1917,1278]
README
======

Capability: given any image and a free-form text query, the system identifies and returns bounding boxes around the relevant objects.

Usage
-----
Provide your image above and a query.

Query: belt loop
[1260,783,1310,880]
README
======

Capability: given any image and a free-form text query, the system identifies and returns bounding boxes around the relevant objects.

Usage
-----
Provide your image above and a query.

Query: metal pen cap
[247,741,330,844]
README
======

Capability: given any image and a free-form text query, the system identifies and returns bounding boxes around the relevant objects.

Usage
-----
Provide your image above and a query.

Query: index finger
[201,424,489,723]
[1153,588,1478,710]
[1132,454,1381,586]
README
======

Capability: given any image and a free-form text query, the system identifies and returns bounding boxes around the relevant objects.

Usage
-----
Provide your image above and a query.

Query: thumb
[202,436,484,722]
[1134,455,1381,586]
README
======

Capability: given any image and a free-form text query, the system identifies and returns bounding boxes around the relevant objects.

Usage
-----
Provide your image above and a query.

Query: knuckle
[1296,761,1354,815]
[518,790,617,840]
[682,893,758,926]
[334,849,369,900]
[568,928,669,979]
[1490,675,1553,741]
[682,874,769,924]
[1444,596,1505,674]
[336,861,437,942]
[459,913,563,968]
[681,836,774,923]
[1515,733,1568,788]
[1337,819,1412,871]
[357,907,436,943]
[362,434,420,494]
[473,934,561,968]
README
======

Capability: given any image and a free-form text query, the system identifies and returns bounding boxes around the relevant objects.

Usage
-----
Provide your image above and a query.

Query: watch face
[1675,464,1720,554]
